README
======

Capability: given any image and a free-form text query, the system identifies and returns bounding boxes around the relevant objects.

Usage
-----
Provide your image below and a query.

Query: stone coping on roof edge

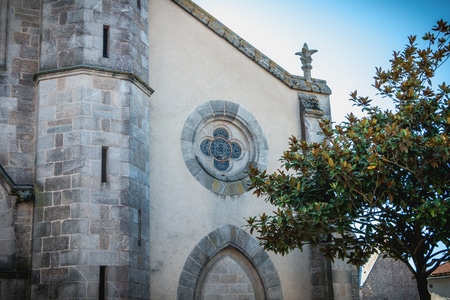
[173,0,332,95]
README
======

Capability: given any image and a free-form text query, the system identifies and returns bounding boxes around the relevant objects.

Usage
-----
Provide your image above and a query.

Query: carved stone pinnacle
[295,43,317,81]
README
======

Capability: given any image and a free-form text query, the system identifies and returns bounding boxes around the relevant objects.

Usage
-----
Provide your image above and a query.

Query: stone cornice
[0,165,34,202]
[34,65,155,97]
[173,0,332,95]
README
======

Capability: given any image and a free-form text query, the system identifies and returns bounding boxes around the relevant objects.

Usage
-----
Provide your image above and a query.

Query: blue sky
[193,0,450,123]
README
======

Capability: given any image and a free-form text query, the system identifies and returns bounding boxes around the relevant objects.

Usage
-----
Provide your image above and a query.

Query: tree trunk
[416,273,431,300]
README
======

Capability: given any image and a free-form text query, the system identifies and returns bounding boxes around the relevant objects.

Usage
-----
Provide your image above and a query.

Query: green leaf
[246,20,450,299]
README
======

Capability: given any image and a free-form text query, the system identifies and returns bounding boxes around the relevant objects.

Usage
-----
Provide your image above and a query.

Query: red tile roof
[430,261,450,277]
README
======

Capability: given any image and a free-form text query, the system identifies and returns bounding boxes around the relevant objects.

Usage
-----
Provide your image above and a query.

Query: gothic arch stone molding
[181,100,269,196]
[177,225,284,299]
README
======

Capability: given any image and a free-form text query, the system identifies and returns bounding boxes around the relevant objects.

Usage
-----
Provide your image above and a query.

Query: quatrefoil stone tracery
[181,100,269,196]
[200,127,242,172]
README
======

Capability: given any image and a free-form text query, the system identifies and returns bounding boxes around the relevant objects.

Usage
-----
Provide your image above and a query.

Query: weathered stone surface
[44,205,70,221]
[41,267,68,283]
[67,265,98,282]
[89,251,118,265]
[99,234,110,250]
[177,226,283,299]
[61,219,89,234]
[60,250,89,266]
[33,221,51,238]
[42,236,69,252]
[44,176,71,191]
[70,233,99,250]
[0,0,342,299]
[32,252,50,269]
[0,236,15,254]
[90,220,119,235]
[19,45,39,59]
[360,255,418,300]
[70,203,100,218]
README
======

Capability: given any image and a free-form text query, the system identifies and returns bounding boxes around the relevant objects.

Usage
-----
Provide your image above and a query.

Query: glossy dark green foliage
[247,20,450,300]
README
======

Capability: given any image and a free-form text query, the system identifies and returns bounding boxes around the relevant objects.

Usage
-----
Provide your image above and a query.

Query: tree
[247,20,450,300]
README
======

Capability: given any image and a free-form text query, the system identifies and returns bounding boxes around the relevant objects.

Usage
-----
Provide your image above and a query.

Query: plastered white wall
[147,0,330,298]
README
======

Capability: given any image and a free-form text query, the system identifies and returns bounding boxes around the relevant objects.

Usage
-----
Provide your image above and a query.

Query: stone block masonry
[32,68,151,299]
[177,225,284,299]
[0,0,40,185]
[0,1,39,298]
[201,255,257,299]
[31,4,152,299]
[31,69,150,299]
[39,0,149,83]
[0,0,346,298]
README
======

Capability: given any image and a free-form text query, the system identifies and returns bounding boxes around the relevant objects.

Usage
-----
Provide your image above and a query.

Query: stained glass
[200,127,242,172]
[214,159,230,171]
[211,138,231,161]
[231,142,241,159]
[213,127,229,139]
[200,139,211,156]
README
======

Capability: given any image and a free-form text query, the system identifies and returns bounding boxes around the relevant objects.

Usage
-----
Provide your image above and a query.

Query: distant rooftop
[430,261,450,277]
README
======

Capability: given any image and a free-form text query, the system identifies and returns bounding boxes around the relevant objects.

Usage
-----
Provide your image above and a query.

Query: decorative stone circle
[199,126,243,173]
[181,100,269,196]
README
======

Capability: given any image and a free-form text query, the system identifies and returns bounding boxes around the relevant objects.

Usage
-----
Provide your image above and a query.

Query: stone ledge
[33,65,155,97]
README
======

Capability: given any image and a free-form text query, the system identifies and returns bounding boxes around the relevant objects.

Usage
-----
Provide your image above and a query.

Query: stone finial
[295,43,317,81]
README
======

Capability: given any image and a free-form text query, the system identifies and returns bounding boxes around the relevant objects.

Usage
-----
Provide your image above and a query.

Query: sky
[193,0,450,123]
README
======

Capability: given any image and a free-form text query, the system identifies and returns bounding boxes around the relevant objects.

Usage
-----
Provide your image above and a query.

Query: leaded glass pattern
[200,127,242,172]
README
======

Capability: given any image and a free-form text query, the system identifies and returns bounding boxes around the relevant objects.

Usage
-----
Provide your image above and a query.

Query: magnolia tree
[247,20,450,300]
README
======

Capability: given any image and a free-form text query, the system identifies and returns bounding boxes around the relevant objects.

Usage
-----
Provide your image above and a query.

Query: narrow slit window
[99,266,106,300]
[138,209,142,247]
[101,147,108,182]
[103,25,109,58]
[137,0,141,10]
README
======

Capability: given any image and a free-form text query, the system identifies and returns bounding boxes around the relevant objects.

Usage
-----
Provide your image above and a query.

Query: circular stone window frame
[181,100,269,196]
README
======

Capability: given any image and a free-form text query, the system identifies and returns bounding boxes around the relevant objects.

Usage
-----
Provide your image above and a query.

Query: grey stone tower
[32,0,152,299]
[0,0,39,298]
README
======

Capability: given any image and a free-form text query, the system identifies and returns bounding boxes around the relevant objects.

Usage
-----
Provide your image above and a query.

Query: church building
[0,0,358,299]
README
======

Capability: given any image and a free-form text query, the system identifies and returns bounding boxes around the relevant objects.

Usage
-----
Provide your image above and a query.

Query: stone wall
[201,255,257,299]
[0,0,362,299]
[0,0,39,185]
[0,0,39,297]
[177,225,283,300]
[32,70,151,299]
[1,0,154,298]
[0,186,31,273]
[0,0,7,68]
[39,0,149,82]
[360,255,418,299]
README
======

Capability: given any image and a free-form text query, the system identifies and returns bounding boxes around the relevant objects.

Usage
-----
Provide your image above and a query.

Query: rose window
[181,100,268,196]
